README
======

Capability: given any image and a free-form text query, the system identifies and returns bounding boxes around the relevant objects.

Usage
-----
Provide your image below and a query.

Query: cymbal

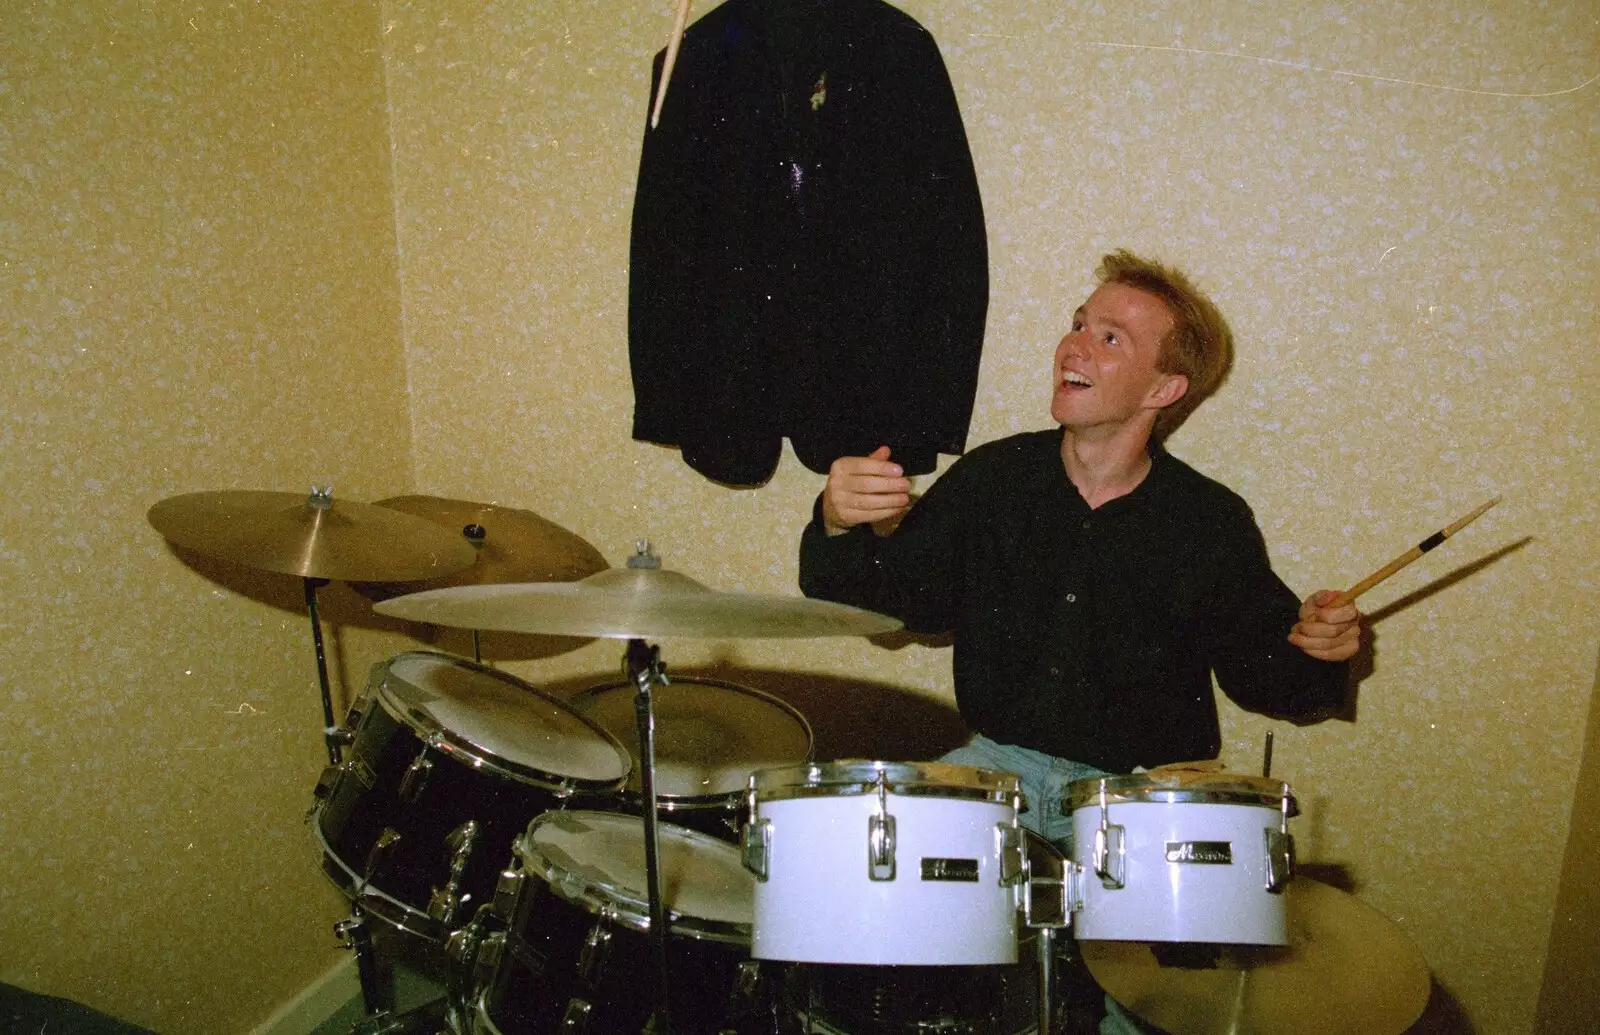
[350,495,608,601]
[372,557,903,640]
[1082,878,1431,1035]
[148,489,478,583]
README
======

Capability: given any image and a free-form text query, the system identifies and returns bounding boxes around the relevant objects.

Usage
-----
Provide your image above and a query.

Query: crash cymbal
[1082,877,1431,1035]
[350,495,608,600]
[372,547,902,640]
[148,489,478,583]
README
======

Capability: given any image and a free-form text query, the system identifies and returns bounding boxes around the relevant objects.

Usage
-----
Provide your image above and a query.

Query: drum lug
[428,820,479,927]
[577,921,612,984]
[735,959,763,998]
[492,864,526,918]
[347,756,377,791]
[307,764,342,820]
[474,929,505,990]
[362,828,402,886]
[868,770,897,881]
[560,998,593,1034]
[741,818,771,881]
[1264,828,1295,892]
[398,751,434,803]
[312,764,341,801]
[864,774,902,889]
[1092,778,1126,889]
[444,903,500,1011]
[1066,861,1086,915]
[867,813,896,881]
[1093,824,1126,889]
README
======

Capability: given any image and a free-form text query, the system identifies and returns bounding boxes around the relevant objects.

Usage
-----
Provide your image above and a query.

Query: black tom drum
[313,651,632,940]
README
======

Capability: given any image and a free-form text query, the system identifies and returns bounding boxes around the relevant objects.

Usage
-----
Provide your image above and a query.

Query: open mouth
[1062,370,1094,389]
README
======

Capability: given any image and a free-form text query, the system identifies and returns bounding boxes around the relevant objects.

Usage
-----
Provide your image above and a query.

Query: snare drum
[567,677,812,839]
[743,761,1024,965]
[1064,771,1296,945]
[475,810,761,1035]
[313,652,632,940]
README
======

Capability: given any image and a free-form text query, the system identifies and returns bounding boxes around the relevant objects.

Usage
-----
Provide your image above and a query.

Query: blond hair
[1096,250,1235,439]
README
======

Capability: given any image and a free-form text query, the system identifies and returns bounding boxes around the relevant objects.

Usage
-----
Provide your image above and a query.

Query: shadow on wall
[156,543,594,702]
[1335,537,1533,723]
[535,664,970,763]
[1406,978,1475,1035]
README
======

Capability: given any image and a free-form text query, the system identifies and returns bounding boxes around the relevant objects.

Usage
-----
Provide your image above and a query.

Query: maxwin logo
[1165,841,1233,865]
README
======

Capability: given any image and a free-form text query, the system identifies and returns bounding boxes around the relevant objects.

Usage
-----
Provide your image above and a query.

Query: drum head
[378,652,631,791]
[750,759,1020,804]
[1063,770,1294,812]
[520,811,753,942]
[569,678,812,802]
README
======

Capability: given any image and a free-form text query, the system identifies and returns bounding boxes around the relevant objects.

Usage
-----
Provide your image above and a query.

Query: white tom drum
[567,677,812,839]
[742,761,1025,966]
[1063,771,1296,945]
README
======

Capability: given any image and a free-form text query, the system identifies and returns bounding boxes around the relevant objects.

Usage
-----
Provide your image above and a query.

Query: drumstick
[649,0,693,129]
[1330,496,1500,608]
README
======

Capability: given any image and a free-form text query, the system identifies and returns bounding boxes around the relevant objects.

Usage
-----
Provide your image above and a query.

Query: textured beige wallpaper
[0,3,414,1033]
[383,2,1597,1034]
[2,2,1595,1034]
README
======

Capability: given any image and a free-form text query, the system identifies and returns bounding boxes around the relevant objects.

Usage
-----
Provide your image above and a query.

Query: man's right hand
[821,446,914,535]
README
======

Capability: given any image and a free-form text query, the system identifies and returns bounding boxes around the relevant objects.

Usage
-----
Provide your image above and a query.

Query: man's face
[1050,282,1186,433]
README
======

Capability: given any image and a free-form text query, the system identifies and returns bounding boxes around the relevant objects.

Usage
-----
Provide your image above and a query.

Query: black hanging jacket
[629,0,989,485]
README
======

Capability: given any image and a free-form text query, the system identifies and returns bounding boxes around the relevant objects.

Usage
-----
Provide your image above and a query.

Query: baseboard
[245,955,359,1035]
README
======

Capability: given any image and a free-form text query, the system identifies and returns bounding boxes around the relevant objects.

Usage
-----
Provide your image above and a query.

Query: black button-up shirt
[799,429,1347,772]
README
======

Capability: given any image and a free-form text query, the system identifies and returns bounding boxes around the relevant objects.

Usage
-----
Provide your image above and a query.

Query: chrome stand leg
[1038,927,1055,1035]
[334,905,393,1016]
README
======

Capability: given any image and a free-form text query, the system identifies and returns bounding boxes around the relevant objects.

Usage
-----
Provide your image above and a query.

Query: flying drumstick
[649,0,693,129]
[1331,497,1500,608]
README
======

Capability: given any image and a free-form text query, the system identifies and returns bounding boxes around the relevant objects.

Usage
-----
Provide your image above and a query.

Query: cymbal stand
[303,576,342,766]
[463,522,487,665]
[1021,835,1074,1035]
[626,636,675,1035]
[333,903,392,1018]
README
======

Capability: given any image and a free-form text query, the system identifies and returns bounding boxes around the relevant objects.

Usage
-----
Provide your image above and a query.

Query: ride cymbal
[351,495,608,600]
[148,489,477,583]
[1082,877,1431,1035]
[373,548,901,640]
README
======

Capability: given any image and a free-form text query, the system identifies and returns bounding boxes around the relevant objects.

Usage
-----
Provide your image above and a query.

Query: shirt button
[1081,520,1091,530]
[1065,593,1077,603]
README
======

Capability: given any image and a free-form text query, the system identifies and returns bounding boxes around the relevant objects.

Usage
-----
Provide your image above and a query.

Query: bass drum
[784,931,1040,1035]
[567,676,812,840]
[474,810,766,1035]
[313,652,632,940]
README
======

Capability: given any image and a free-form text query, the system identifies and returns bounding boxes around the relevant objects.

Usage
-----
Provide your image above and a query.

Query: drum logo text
[1164,841,1233,865]
[920,858,980,882]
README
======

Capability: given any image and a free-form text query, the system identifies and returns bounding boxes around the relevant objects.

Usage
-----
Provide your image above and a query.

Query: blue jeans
[936,735,1157,1035]
[937,733,1108,852]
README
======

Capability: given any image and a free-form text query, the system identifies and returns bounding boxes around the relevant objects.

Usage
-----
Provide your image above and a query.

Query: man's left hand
[1289,589,1362,662]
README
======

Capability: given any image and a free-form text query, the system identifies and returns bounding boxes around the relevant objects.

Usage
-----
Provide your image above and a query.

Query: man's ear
[1147,372,1189,410]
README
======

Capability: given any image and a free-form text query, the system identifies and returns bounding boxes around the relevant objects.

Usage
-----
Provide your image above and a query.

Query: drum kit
[148,488,1433,1035]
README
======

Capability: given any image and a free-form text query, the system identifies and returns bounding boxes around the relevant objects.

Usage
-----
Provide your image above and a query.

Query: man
[798,250,1361,1030]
